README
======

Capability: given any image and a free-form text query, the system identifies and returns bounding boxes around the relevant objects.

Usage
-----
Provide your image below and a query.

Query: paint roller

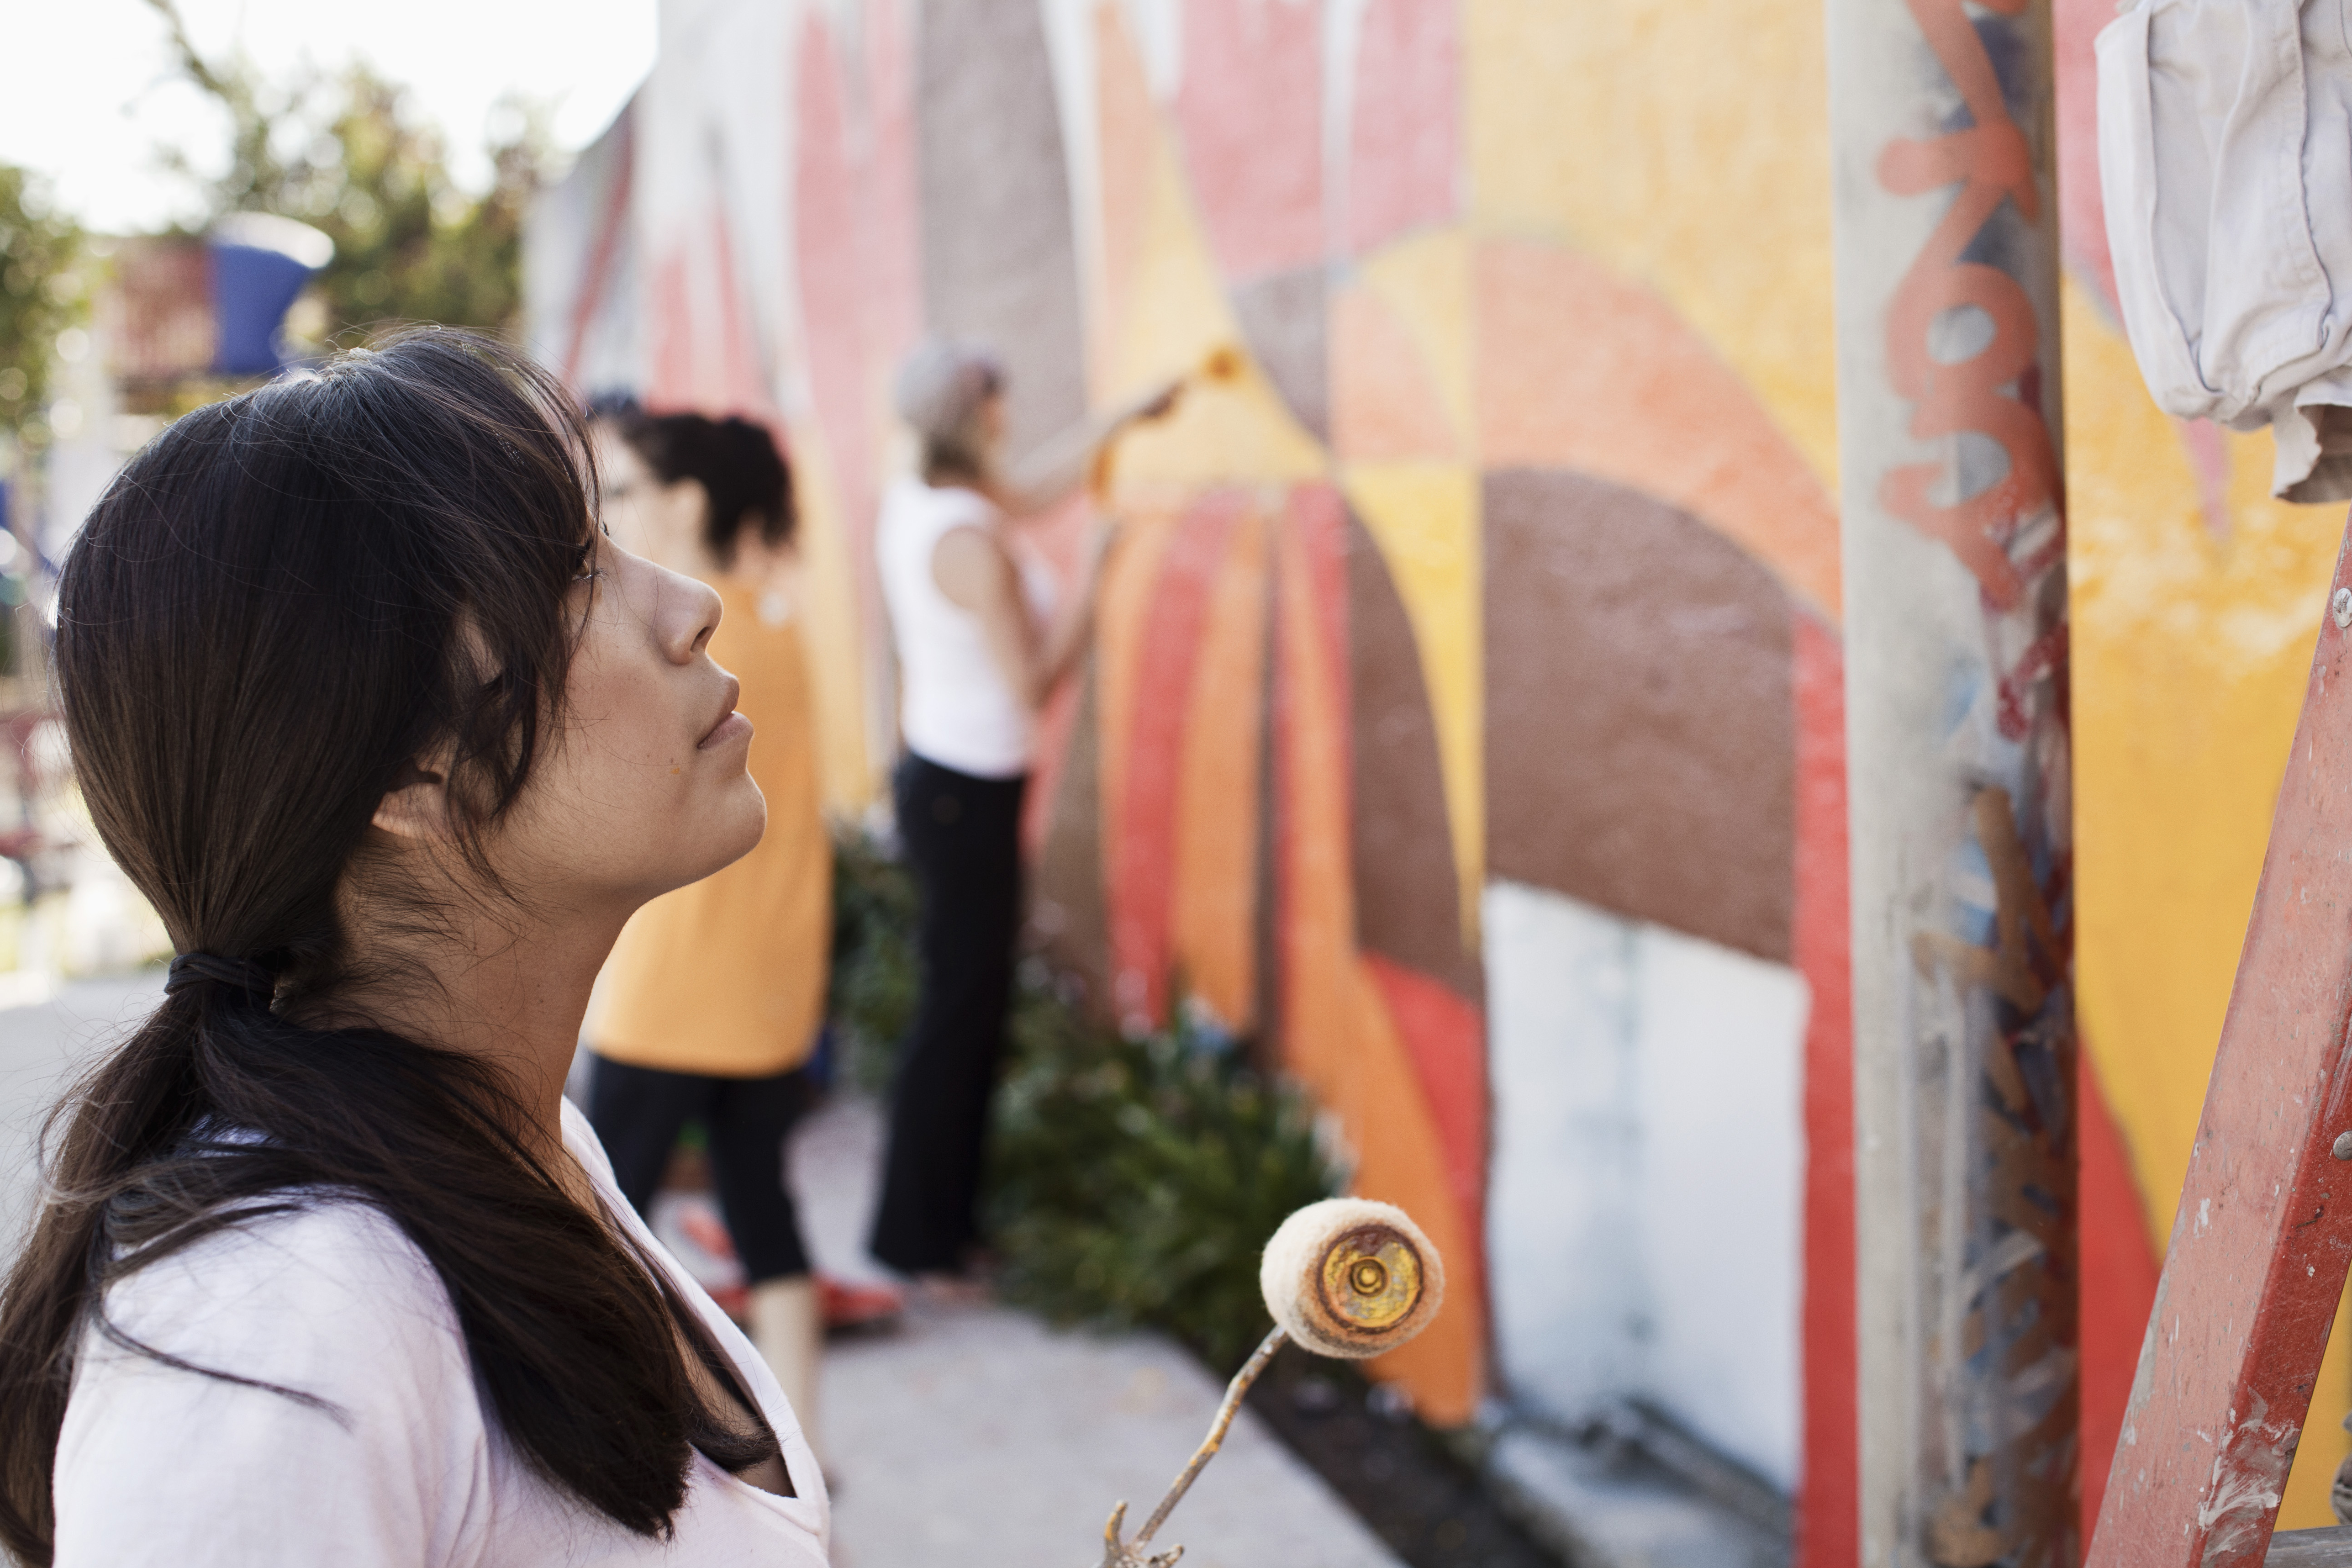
[1092,1198,1445,1568]
[1087,343,1249,500]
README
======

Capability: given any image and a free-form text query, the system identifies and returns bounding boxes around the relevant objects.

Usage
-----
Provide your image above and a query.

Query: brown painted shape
[1034,665,1113,1013]
[915,0,1087,457]
[1485,470,1795,961]
[1231,267,1329,442]
[1346,509,1482,998]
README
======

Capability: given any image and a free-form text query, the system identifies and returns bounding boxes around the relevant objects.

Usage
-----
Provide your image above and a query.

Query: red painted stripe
[1108,496,1245,1027]
[2078,1032,2161,1539]
[1794,612,1857,1568]
[1362,952,1488,1300]
[560,110,633,389]
[1347,0,1459,253]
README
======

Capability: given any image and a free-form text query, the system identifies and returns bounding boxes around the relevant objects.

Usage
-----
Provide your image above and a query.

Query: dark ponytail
[0,331,765,1563]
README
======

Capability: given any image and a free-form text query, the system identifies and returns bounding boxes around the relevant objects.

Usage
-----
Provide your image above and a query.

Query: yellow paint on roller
[1340,462,1485,944]
[2065,273,2351,1526]
[1462,0,1839,498]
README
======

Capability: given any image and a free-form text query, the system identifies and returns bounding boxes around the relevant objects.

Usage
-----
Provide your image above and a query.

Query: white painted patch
[1483,881,1809,1492]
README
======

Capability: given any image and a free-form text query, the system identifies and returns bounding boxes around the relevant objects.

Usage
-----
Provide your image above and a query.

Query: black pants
[587,1055,812,1282]
[869,752,1028,1274]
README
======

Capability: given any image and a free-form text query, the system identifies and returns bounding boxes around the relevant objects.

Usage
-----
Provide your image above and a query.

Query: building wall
[527,0,2349,1550]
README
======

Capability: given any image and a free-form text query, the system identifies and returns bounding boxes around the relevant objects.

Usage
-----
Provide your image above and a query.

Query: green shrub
[985,986,1339,1373]
[826,820,1339,1371]
[827,822,919,1092]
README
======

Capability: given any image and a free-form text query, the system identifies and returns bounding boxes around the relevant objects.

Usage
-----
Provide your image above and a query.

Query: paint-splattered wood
[2088,532,2352,1568]
[2270,1527,2352,1566]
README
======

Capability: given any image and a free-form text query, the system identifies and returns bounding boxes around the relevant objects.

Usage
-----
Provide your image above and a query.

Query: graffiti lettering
[1878,0,2060,610]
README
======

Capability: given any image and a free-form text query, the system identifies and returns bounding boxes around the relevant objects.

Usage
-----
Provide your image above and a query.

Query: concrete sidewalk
[794,1093,1400,1568]
[0,972,1402,1568]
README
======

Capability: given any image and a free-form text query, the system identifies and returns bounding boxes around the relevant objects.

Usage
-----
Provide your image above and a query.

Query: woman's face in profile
[486,531,766,916]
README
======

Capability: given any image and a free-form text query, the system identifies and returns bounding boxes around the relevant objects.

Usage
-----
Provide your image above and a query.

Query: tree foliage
[143,0,548,341]
[0,169,86,444]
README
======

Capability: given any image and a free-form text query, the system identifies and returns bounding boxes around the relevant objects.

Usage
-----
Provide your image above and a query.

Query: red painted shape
[859,0,922,372]
[1876,0,2062,609]
[2051,0,2118,315]
[1793,613,1858,1568]
[2078,1034,2162,1542]
[1362,953,1487,1280]
[1348,0,1459,253]
[707,206,765,415]
[2086,524,2352,1568]
[1109,496,1245,1027]
[561,111,633,388]
[1175,0,1324,279]
[793,13,889,639]
[646,247,697,410]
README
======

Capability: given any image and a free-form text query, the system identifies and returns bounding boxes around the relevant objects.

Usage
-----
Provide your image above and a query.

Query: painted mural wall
[525,0,2352,1554]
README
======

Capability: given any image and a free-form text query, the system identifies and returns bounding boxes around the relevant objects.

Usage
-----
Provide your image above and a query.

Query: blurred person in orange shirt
[586,407,888,1462]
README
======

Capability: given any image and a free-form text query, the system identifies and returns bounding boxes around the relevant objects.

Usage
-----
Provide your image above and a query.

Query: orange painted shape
[1475,239,1842,618]
[1171,505,1271,1030]
[1109,496,1246,1029]
[1793,613,1857,1568]
[1349,957,1487,1426]
[1333,284,1460,461]
[1362,952,1488,1293]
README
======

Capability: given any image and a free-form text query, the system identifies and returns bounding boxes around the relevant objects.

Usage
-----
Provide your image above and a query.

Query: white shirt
[52,1099,829,1568]
[2098,0,2352,500]
[876,476,1055,780]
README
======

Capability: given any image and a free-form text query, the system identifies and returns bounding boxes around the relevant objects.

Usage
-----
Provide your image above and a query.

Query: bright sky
[0,0,659,233]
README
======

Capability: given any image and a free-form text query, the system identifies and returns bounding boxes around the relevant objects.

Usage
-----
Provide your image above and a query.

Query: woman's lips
[699,711,753,750]
[697,678,749,749]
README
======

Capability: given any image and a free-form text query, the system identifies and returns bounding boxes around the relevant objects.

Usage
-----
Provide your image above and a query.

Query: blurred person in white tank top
[870,341,1177,1285]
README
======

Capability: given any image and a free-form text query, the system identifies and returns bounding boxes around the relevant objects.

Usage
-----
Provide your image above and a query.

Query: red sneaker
[819,1275,905,1333]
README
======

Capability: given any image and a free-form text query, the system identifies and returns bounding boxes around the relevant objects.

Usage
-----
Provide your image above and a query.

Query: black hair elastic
[164,952,278,1005]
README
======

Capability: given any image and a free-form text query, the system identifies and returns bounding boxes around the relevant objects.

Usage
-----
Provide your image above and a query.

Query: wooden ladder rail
[2088,525,2352,1568]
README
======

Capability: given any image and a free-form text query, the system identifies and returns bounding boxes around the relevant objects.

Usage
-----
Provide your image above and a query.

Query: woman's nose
[658,566,723,663]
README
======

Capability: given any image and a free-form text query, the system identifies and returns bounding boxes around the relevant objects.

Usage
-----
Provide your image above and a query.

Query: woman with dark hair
[870,342,1176,1286]
[584,408,883,1459]
[0,333,826,1564]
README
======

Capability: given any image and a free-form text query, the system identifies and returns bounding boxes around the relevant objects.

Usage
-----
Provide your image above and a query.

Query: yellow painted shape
[2065,272,2350,1524]
[1340,462,1485,943]
[1358,230,1475,453]
[1461,0,1838,497]
[2285,1283,2352,1530]
[776,414,873,808]
[1098,109,1327,491]
[1171,504,1270,1030]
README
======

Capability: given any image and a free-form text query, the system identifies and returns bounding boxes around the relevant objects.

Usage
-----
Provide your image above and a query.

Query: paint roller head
[1259,1198,1444,1359]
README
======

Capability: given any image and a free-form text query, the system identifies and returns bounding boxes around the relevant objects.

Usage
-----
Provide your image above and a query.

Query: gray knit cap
[893,338,1005,443]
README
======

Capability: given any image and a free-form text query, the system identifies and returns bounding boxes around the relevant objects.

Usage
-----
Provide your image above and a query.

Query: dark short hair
[612,410,794,567]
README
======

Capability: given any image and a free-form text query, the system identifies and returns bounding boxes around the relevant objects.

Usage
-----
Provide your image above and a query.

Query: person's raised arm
[931,520,1116,712]
[995,378,1184,517]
